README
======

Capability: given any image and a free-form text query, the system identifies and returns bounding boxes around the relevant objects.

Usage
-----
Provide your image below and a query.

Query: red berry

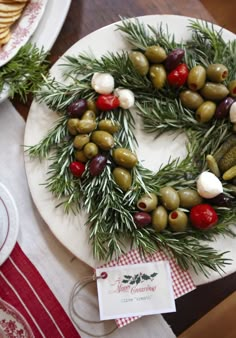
[96,94,120,111]
[167,63,189,87]
[190,204,218,230]
[69,161,85,177]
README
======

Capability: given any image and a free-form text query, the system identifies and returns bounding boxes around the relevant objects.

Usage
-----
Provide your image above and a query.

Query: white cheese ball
[229,101,236,123]
[114,88,135,109]
[91,72,115,94]
[197,171,223,199]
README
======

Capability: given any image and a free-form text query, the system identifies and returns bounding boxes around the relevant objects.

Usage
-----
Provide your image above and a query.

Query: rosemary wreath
[26,18,236,277]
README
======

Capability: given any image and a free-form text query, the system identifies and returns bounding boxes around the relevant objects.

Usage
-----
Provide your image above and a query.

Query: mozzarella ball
[197,171,223,199]
[229,101,236,123]
[91,72,115,94]
[114,88,135,109]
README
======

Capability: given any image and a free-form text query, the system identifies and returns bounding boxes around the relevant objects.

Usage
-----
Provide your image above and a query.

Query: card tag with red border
[96,261,176,320]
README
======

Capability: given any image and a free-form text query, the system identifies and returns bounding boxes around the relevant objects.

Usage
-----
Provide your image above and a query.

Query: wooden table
[13,0,236,336]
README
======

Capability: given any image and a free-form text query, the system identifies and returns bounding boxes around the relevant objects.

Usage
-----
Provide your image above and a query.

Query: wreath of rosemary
[26,18,236,277]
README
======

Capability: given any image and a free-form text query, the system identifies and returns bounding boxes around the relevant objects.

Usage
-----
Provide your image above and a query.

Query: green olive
[86,99,97,114]
[196,101,216,123]
[149,64,167,89]
[137,193,158,212]
[178,189,203,209]
[112,148,138,169]
[67,118,80,135]
[152,206,168,232]
[73,134,90,150]
[113,167,132,192]
[200,82,229,101]
[83,142,99,159]
[187,65,206,91]
[91,130,114,150]
[169,210,188,232]
[76,120,97,133]
[179,90,204,110]
[228,80,236,97]
[81,110,96,120]
[98,119,120,134]
[160,186,180,211]
[144,45,167,63]
[206,63,228,83]
[74,150,88,162]
[129,51,149,76]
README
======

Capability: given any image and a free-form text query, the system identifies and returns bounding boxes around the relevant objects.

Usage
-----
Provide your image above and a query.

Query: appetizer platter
[24,15,236,285]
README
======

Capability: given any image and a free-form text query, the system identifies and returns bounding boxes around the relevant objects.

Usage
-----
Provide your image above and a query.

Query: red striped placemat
[0,243,81,338]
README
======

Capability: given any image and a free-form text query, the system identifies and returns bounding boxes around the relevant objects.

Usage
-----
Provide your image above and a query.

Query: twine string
[69,274,117,337]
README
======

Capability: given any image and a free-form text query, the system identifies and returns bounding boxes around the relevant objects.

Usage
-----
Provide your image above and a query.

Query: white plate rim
[0,182,19,266]
[24,14,236,285]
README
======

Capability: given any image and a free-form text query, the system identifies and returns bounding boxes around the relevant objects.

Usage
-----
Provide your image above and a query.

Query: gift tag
[96,261,176,320]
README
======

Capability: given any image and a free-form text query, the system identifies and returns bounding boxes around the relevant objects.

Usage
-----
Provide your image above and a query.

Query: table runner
[0,243,80,338]
[0,99,176,337]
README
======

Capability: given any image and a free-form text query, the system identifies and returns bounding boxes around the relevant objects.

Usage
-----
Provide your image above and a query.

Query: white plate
[0,0,48,68]
[0,298,34,338]
[0,183,19,266]
[24,15,236,286]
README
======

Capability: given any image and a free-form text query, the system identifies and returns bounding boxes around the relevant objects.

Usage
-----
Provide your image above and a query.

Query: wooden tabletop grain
[14,0,236,335]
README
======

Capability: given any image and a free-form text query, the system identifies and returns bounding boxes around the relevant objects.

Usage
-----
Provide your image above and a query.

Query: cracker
[0,27,8,38]
[0,0,28,2]
[0,2,26,12]
[0,9,22,17]
[0,30,11,45]
[0,22,11,28]
[0,12,21,23]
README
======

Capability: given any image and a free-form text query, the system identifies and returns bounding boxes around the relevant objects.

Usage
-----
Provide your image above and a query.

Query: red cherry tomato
[69,161,85,177]
[190,203,218,230]
[167,63,189,87]
[96,94,120,111]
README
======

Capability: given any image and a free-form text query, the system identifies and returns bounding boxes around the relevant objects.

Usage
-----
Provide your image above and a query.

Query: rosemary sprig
[187,20,236,78]
[25,115,68,159]
[132,228,231,276]
[135,99,202,136]
[61,51,152,91]
[116,17,178,51]
[45,141,82,213]
[35,75,93,112]
[0,43,49,102]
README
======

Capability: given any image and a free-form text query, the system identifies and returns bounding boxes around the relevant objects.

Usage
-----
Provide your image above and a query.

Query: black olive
[207,193,232,207]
